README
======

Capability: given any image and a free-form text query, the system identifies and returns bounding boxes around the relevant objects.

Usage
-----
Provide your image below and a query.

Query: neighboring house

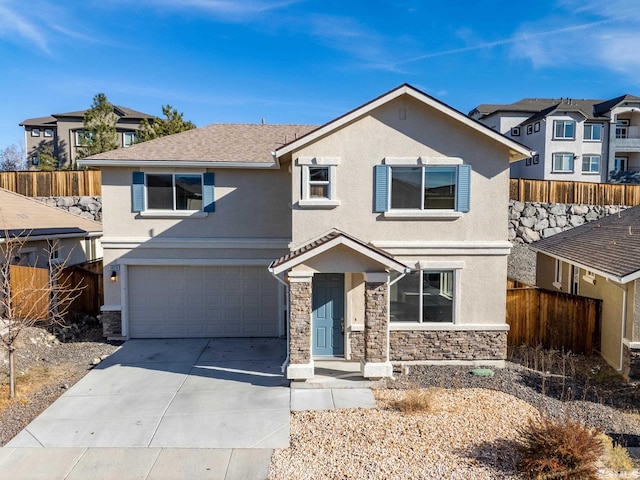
[20,106,154,169]
[0,188,102,268]
[469,95,640,183]
[79,84,530,381]
[530,205,640,380]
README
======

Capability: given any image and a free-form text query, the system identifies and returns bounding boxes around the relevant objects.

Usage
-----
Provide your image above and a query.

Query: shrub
[597,433,634,475]
[395,387,444,414]
[517,415,604,479]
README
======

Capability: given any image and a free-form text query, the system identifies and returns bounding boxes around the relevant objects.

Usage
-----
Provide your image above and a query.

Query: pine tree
[77,93,119,161]
[137,105,195,143]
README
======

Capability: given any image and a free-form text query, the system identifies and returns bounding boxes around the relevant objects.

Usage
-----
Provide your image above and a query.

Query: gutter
[606,278,628,372]
[0,232,101,244]
[268,265,290,374]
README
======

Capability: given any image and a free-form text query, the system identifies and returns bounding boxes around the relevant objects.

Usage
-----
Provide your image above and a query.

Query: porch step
[291,361,384,390]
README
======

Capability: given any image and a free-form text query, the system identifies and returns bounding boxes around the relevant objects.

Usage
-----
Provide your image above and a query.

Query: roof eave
[78,159,278,168]
[275,84,532,161]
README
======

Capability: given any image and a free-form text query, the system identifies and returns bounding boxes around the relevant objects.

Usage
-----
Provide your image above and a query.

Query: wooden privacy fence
[61,260,103,317]
[9,264,50,321]
[510,178,640,206]
[8,261,103,322]
[506,283,601,355]
[0,170,101,197]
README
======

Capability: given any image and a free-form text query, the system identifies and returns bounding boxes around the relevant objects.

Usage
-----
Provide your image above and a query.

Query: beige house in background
[79,84,531,380]
[0,188,102,268]
[531,206,640,380]
[20,106,153,169]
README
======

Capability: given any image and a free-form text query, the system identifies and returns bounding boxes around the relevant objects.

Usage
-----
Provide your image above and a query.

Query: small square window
[534,122,540,132]
[44,129,53,137]
[31,129,40,137]
[511,127,520,136]
[533,154,539,164]
[526,157,532,166]
[526,125,533,135]
[308,167,329,199]
[298,157,340,207]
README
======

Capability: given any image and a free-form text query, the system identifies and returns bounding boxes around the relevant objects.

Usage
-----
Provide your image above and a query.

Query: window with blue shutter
[378,164,471,213]
[456,164,471,213]
[374,165,389,212]
[203,172,215,212]
[132,172,145,212]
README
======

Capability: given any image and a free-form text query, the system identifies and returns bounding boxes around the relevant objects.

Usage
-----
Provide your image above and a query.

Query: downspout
[606,278,628,372]
[386,269,411,376]
[269,267,290,373]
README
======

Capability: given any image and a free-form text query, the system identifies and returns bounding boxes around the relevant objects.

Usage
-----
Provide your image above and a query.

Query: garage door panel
[128,265,280,338]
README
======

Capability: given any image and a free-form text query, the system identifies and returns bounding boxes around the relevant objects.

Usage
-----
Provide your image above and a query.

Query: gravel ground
[0,326,120,446]
[507,243,536,285]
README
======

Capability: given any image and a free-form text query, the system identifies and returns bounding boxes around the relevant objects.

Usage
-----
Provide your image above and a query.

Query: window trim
[75,130,94,147]
[616,119,630,139]
[389,165,458,212]
[553,259,563,290]
[44,129,53,138]
[552,152,575,173]
[511,127,521,136]
[31,128,40,137]
[390,268,461,327]
[553,120,576,140]
[583,123,602,142]
[122,131,137,148]
[132,171,214,216]
[297,157,340,208]
[581,154,601,174]
[145,173,204,212]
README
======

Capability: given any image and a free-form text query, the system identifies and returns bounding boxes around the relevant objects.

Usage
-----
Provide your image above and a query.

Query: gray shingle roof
[530,205,640,281]
[21,106,153,127]
[84,123,318,164]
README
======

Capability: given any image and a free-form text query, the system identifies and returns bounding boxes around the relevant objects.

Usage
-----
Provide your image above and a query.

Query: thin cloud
[390,16,624,68]
[119,0,303,19]
[0,2,49,53]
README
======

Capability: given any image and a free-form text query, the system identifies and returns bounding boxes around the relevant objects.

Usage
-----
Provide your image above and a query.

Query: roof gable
[530,205,640,283]
[277,84,531,162]
[269,229,409,275]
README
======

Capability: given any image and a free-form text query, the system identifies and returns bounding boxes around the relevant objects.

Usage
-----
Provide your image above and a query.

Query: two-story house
[20,106,153,169]
[470,95,640,183]
[79,84,530,380]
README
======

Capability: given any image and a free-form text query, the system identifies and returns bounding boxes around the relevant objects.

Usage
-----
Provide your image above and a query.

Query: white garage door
[128,265,280,338]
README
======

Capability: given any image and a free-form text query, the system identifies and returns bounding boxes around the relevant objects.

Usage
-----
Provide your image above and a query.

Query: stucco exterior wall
[537,253,627,369]
[289,95,512,246]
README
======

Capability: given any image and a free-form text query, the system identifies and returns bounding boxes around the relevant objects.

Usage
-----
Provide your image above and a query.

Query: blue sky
[1,0,640,151]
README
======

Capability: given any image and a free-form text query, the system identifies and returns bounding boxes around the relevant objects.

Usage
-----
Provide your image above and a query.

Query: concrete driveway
[7,338,290,449]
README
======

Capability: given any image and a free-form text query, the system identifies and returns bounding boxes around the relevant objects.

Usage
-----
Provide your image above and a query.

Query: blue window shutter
[374,165,389,212]
[203,172,215,212]
[132,172,145,212]
[456,164,471,212]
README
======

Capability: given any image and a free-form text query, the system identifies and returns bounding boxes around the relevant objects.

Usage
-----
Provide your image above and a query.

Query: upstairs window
[147,174,203,210]
[31,129,40,137]
[374,163,471,214]
[552,153,574,172]
[583,123,602,141]
[297,157,340,208]
[123,131,137,147]
[553,120,575,139]
[75,130,94,146]
[391,166,456,210]
[132,172,215,213]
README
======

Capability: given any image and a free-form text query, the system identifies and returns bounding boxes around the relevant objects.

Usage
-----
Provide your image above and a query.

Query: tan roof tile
[0,189,102,239]
[85,123,318,163]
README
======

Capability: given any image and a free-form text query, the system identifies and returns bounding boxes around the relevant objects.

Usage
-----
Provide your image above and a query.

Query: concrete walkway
[0,343,380,479]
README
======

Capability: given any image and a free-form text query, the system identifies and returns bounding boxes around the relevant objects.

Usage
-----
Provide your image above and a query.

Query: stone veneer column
[286,272,314,380]
[361,272,393,379]
[101,310,123,339]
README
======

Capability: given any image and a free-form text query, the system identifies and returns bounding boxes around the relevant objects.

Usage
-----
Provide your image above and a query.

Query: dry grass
[598,433,635,476]
[391,386,449,414]
[0,364,69,411]
[517,415,604,479]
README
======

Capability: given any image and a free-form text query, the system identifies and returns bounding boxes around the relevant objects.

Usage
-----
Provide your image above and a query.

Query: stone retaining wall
[389,330,507,362]
[34,196,102,223]
[509,200,627,244]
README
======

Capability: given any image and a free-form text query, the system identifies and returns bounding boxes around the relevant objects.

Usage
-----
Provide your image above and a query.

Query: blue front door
[312,273,344,357]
